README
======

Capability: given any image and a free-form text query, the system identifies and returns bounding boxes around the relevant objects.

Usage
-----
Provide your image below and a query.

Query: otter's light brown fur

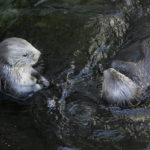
[102,37,150,106]
[0,37,49,99]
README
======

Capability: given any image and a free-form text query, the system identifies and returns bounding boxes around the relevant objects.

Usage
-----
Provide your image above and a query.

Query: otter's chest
[3,66,32,83]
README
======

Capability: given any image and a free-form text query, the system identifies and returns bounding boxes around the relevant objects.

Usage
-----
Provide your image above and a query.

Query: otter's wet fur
[102,37,150,107]
[0,37,49,100]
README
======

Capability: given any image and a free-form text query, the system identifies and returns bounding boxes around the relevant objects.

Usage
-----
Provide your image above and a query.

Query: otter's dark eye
[23,53,28,57]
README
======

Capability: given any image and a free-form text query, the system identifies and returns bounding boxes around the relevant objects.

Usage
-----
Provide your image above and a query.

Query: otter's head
[102,68,141,106]
[0,37,41,67]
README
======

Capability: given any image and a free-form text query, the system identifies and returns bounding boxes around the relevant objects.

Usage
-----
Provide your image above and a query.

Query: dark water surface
[1,0,150,150]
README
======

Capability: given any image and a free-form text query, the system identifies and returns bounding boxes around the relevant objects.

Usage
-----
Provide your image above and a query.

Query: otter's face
[102,68,140,106]
[0,37,41,67]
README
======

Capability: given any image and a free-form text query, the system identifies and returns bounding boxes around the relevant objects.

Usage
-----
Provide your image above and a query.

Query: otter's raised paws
[32,84,43,92]
[30,76,38,84]
[38,77,49,88]
[42,80,50,87]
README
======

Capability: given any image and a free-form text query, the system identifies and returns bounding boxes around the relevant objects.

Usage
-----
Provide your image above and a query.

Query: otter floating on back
[0,37,49,100]
[102,37,150,107]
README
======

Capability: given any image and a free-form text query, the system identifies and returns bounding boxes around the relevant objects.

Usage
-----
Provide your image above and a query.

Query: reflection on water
[65,100,96,123]
[1,0,150,150]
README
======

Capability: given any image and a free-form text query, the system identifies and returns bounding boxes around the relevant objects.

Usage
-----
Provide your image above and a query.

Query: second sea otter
[102,37,150,106]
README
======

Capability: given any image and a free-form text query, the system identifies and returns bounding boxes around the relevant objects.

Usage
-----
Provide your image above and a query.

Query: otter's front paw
[33,84,42,92]
[38,77,49,88]
[42,79,49,87]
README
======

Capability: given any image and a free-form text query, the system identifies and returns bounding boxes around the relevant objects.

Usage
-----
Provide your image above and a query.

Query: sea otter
[0,37,49,100]
[102,37,150,107]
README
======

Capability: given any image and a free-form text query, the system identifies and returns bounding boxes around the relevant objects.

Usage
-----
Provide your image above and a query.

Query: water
[1,0,150,150]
